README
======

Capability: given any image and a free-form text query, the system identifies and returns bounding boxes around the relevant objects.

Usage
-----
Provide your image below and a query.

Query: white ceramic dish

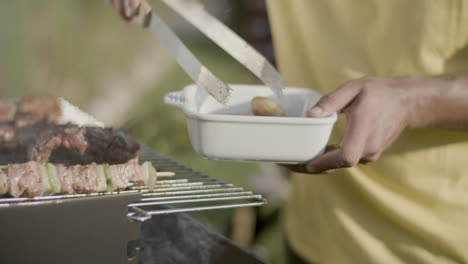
[164,84,336,164]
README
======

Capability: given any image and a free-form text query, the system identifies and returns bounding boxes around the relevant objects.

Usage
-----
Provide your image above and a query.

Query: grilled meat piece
[0,170,8,195]
[21,162,50,197]
[7,163,27,197]
[30,125,89,163]
[14,95,61,127]
[0,123,16,148]
[85,127,140,164]
[0,100,16,123]
[0,122,139,164]
[107,157,143,191]
[0,96,61,127]
[127,157,147,185]
[75,163,107,194]
[56,164,74,194]
[7,161,50,197]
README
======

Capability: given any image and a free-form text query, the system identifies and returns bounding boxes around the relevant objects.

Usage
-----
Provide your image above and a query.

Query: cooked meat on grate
[1,157,157,197]
[0,121,139,164]
[18,96,61,123]
[0,123,15,148]
[6,163,29,197]
[0,100,16,123]
[30,125,89,163]
[7,161,50,197]
[108,157,145,191]
[22,162,50,197]
[56,164,74,194]
[0,96,62,127]
[0,169,8,195]
[84,127,140,164]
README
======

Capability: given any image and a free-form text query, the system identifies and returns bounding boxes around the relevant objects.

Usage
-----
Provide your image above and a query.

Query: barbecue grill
[0,147,266,264]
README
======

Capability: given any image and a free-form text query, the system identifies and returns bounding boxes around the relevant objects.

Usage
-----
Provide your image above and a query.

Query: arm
[290,75,468,174]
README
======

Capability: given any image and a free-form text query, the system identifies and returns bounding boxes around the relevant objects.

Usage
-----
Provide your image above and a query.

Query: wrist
[405,76,456,129]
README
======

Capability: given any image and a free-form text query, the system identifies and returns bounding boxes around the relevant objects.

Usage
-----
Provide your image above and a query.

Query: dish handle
[164,91,186,109]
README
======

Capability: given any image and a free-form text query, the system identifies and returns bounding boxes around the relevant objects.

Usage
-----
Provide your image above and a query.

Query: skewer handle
[156,171,175,177]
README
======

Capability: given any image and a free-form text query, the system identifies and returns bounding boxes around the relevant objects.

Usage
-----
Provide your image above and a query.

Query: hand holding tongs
[111,0,285,104]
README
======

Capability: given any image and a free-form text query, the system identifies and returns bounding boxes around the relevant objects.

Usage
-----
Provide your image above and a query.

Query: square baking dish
[164,84,337,164]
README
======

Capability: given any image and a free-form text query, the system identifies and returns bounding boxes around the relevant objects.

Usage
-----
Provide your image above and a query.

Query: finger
[339,109,370,161]
[279,145,339,174]
[123,0,141,17]
[106,0,136,22]
[125,4,143,25]
[306,148,346,173]
[307,111,369,172]
[281,164,310,174]
[118,0,132,20]
[113,0,140,21]
[281,164,338,174]
[307,81,362,118]
[127,0,141,9]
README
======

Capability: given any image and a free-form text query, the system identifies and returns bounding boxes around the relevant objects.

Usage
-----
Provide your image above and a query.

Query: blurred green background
[0,1,286,263]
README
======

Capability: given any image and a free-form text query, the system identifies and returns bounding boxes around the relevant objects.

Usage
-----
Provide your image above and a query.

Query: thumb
[308,81,362,118]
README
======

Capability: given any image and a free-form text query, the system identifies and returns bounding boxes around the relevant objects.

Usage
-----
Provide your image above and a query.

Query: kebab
[0,121,139,164]
[0,157,159,198]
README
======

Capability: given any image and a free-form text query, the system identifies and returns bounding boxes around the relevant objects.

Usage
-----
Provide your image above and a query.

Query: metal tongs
[133,0,284,104]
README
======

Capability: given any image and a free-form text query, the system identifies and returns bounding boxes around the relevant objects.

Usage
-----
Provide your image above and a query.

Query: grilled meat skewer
[0,157,157,198]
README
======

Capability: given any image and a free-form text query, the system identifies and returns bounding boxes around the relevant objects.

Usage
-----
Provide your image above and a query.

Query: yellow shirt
[267,1,468,263]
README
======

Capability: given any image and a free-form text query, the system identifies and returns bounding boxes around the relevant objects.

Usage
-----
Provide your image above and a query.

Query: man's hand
[289,76,468,174]
[106,0,143,24]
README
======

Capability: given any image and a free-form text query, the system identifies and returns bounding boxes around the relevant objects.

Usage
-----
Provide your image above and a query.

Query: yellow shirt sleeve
[267,0,468,263]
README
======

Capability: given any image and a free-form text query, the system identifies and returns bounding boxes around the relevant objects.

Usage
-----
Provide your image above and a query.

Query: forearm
[408,76,468,131]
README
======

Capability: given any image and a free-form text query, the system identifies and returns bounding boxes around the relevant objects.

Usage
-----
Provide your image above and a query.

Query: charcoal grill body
[140,207,265,264]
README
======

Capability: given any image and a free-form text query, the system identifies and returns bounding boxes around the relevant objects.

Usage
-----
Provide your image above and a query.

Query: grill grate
[129,147,266,222]
[0,147,266,222]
